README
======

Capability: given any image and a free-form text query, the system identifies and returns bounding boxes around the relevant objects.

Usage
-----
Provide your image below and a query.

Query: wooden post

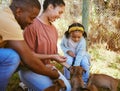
[82,0,89,33]
[0,0,2,4]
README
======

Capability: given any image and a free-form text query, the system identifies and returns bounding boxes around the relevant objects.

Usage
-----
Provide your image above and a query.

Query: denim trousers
[0,48,20,91]
[64,54,90,84]
[19,68,71,91]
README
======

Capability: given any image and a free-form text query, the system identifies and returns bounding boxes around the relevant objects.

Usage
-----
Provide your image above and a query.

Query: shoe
[19,82,28,91]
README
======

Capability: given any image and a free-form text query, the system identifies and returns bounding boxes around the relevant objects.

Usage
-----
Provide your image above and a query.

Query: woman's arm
[34,53,66,63]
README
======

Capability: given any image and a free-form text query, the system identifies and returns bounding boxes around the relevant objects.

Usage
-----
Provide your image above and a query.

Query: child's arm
[67,50,76,57]
[74,37,86,66]
[60,36,71,54]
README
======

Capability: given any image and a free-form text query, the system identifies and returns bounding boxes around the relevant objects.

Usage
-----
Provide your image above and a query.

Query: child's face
[70,31,83,42]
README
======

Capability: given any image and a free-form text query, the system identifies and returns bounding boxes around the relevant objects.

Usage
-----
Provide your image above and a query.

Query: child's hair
[43,0,65,12]
[64,22,87,38]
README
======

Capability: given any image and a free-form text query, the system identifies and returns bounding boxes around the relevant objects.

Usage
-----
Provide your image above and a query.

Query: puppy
[87,74,119,91]
[70,66,86,91]
[44,79,66,91]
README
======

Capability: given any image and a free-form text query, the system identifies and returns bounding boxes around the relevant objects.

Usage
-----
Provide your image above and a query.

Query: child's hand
[67,50,76,57]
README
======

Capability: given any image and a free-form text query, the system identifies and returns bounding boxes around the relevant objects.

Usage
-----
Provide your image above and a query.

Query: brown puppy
[44,79,66,91]
[70,66,86,91]
[87,74,119,91]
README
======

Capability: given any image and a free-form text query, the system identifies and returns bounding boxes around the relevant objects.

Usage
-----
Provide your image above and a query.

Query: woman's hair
[65,22,87,38]
[43,0,65,11]
[10,0,41,11]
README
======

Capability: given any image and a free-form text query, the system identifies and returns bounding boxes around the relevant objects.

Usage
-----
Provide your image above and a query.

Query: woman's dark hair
[65,23,87,38]
[43,0,65,11]
[10,0,41,11]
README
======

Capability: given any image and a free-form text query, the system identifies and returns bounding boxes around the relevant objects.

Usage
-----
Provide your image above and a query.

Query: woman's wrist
[48,54,54,59]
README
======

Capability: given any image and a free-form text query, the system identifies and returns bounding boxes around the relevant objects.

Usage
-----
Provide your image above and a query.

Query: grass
[89,44,120,78]
[7,73,23,91]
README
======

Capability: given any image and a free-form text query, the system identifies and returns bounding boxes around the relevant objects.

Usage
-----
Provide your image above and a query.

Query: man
[0,0,64,90]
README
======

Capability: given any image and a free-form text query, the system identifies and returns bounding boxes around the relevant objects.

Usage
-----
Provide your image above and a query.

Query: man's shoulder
[0,7,23,44]
[0,7,13,20]
[0,7,22,31]
[0,7,18,27]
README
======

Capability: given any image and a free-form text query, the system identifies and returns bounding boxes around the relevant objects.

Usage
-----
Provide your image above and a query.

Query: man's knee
[8,49,20,65]
[0,48,20,66]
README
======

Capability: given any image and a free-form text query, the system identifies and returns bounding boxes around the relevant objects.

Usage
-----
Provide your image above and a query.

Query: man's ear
[15,8,23,17]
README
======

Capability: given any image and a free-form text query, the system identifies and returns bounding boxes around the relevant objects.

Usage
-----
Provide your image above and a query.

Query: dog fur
[70,66,86,91]
[77,84,98,91]
[44,79,66,91]
[87,74,119,91]
[86,84,98,91]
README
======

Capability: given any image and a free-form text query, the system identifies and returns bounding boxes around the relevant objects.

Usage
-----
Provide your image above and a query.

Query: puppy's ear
[79,66,86,73]
[69,66,74,75]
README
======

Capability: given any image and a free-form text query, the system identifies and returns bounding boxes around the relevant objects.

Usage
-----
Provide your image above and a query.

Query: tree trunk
[82,0,89,50]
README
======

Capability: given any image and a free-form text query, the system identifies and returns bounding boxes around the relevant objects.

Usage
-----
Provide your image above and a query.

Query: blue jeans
[64,54,90,84]
[19,68,71,91]
[0,48,20,91]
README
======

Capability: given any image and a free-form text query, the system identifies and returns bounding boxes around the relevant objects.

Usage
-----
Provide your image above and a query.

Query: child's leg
[64,67,70,79]
[80,56,90,84]
[64,54,73,79]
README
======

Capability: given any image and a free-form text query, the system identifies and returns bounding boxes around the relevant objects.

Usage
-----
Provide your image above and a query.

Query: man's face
[16,7,40,29]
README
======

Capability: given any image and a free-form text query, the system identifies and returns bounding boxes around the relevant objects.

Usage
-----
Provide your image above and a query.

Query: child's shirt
[68,38,79,53]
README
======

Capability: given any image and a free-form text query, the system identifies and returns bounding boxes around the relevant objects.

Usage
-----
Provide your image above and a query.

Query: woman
[19,0,71,91]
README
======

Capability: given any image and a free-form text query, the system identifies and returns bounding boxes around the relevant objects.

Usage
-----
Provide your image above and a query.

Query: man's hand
[46,65,60,79]
[50,69,60,79]
[67,50,76,57]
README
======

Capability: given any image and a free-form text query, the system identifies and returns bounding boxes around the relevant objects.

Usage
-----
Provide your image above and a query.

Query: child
[60,22,90,86]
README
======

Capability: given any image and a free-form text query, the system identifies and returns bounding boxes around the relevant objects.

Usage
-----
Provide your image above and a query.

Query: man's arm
[7,40,59,79]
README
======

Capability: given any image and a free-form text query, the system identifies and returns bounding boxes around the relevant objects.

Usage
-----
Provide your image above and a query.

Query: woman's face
[47,5,65,22]
[70,31,83,42]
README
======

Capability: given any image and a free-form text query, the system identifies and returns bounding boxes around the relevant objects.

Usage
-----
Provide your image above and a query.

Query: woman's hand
[67,50,76,57]
[51,54,67,63]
